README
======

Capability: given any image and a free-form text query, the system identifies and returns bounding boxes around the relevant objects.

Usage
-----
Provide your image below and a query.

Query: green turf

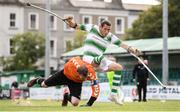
[0,99,180,112]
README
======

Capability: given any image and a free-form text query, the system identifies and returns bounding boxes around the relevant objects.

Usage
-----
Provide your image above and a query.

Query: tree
[65,30,86,52]
[3,32,45,71]
[123,0,180,40]
[73,30,87,48]
[66,40,73,52]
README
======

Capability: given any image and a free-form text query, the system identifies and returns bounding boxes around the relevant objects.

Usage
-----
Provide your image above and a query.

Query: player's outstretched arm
[110,34,141,56]
[120,42,142,56]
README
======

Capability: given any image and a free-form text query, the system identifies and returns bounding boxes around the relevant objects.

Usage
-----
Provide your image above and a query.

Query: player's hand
[64,16,77,28]
[80,104,91,107]
[127,46,142,56]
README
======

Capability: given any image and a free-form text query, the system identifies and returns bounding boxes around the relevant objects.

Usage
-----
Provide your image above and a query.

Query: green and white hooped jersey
[80,24,122,64]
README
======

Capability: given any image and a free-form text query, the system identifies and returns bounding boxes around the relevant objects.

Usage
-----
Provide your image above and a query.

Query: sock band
[111,70,122,94]
[36,78,45,85]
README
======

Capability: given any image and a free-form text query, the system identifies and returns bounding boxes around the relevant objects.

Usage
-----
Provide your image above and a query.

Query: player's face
[99,24,111,37]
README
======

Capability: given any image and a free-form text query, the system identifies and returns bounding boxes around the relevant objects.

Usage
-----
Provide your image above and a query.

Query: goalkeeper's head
[77,65,88,80]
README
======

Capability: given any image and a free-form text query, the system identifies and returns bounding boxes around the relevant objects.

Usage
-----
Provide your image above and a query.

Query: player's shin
[62,93,72,106]
[67,94,71,102]
[27,77,45,87]
[62,93,69,106]
[86,97,97,106]
[109,70,123,105]
[111,70,122,95]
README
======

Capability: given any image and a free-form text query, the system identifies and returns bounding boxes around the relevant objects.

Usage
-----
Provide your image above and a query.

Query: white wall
[0,5,24,57]
[1,76,17,87]
[127,15,138,28]
[50,58,59,70]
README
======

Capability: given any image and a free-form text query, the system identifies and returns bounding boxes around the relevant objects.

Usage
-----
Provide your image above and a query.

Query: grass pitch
[0,99,180,112]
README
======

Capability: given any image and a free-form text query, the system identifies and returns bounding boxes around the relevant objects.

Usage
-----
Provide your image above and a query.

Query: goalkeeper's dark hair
[77,65,88,77]
[100,20,111,27]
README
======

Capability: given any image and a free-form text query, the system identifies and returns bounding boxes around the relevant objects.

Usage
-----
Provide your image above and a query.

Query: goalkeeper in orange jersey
[27,56,100,107]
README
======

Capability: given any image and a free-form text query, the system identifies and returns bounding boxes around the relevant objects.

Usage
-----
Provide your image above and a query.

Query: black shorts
[44,70,82,99]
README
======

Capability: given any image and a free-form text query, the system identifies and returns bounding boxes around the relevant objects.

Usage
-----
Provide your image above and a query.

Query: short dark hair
[100,20,111,27]
[77,65,88,77]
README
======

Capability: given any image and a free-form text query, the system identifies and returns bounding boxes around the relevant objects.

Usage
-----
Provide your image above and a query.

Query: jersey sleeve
[93,55,104,65]
[110,33,122,46]
[86,66,100,106]
[91,80,100,98]
[79,24,94,32]
[87,66,100,98]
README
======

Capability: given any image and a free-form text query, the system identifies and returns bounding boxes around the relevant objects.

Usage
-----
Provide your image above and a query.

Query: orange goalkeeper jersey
[64,56,100,98]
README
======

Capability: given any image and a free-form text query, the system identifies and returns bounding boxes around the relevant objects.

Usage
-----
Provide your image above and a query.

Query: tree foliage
[123,0,180,40]
[2,32,45,71]
[65,40,73,52]
[73,30,87,48]
[65,30,86,52]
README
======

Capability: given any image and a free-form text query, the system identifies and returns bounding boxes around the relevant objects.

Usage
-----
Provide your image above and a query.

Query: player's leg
[107,62,123,92]
[62,86,70,106]
[137,82,142,102]
[99,58,123,94]
[107,62,123,105]
[27,77,45,87]
[62,81,82,106]
[142,81,147,102]
[98,58,123,105]
[27,70,66,87]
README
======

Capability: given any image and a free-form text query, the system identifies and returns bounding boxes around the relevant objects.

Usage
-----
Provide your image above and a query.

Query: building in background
[0,0,24,57]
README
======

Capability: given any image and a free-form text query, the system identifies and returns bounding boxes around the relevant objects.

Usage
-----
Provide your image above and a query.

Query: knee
[71,101,79,106]
[108,64,123,71]
[114,64,123,71]
[117,64,123,70]
[71,97,80,106]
